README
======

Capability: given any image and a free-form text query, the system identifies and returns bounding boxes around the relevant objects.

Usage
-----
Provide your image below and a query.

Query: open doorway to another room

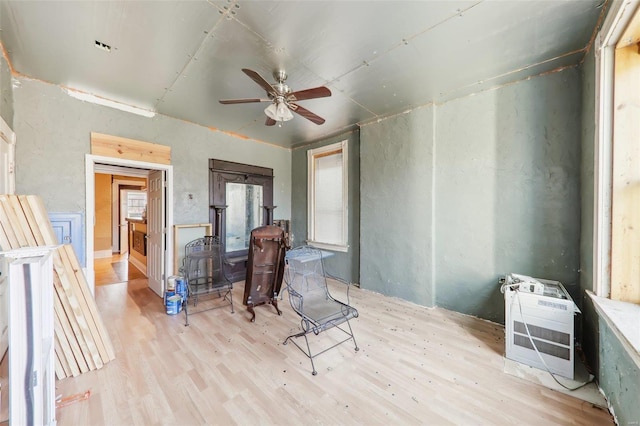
[88,159,172,299]
[94,170,148,287]
[86,134,173,308]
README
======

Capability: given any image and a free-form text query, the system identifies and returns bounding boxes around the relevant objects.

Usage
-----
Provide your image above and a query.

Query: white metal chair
[283,245,359,375]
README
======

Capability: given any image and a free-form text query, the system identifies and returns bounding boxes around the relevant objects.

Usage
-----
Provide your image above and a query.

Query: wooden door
[147,170,165,297]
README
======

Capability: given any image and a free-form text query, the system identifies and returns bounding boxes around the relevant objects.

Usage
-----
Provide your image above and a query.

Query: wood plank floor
[94,254,145,286]
[55,268,614,425]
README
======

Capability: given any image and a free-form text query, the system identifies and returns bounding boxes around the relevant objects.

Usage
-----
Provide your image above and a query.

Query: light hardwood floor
[94,254,145,286]
[55,263,613,425]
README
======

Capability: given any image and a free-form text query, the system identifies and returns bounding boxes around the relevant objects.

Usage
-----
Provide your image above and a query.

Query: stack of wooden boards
[0,194,115,379]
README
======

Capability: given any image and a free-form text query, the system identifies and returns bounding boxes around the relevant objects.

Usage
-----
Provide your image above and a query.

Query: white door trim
[0,115,16,195]
[86,154,173,295]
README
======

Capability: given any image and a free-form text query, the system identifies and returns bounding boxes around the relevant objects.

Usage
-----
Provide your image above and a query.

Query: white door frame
[0,115,16,195]
[85,154,173,295]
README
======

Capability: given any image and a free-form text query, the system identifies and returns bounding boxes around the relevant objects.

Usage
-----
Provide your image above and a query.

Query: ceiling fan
[219,68,331,126]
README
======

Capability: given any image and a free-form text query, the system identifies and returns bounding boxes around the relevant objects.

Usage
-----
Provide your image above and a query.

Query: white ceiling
[0,0,604,148]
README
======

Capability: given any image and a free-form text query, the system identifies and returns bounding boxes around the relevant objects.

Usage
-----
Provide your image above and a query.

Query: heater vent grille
[513,334,571,360]
[514,321,571,346]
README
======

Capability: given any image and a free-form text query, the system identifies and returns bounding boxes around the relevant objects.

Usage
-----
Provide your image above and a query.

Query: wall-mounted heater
[502,273,581,379]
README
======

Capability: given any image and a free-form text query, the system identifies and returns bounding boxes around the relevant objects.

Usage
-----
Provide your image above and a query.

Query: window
[307,140,348,252]
[126,190,147,219]
[595,2,640,304]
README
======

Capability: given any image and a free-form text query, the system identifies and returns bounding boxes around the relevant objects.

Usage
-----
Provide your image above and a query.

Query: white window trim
[593,0,639,298]
[594,32,614,299]
[592,0,640,362]
[307,140,349,252]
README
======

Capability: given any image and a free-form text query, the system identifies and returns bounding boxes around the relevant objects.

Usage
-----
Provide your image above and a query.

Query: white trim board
[94,250,113,259]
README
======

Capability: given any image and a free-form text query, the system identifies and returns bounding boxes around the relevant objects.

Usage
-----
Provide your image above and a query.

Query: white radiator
[503,274,580,379]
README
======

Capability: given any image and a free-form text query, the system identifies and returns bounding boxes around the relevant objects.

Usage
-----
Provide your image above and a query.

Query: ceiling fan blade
[219,98,269,104]
[290,103,325,125]
[242,68,275,95]
[288,86,332,102]
[265,117,276,126]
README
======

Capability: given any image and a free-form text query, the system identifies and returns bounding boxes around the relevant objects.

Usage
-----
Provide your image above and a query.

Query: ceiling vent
[94,40,112,52]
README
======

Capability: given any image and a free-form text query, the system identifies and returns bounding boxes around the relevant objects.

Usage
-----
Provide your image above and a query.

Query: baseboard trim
[94,249,113,259]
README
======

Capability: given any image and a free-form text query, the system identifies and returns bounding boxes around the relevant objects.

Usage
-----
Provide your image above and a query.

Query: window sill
[587,290,640,368]
[306,241,348,253]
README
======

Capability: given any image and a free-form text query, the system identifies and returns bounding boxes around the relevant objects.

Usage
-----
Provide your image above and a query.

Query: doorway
[112,180,147,255]
[85,155,173,297]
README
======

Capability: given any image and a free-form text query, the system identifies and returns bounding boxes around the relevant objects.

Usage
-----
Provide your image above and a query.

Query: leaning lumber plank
[54,286,87,374]
[54,301,81,377]
[17,195,46,246]
[0,221,13,251]
[64,244,115,361]
[54,332,71,380]
[0,199,20,249]
[5,195,37,246]
[25,194,102,367]
[54,349,66,380]
[54,249,103,370]
[24,195,57,245]
[58,246,109,364]
[19,194,115,372]
[0,195,29,247]
[54,272,97,371]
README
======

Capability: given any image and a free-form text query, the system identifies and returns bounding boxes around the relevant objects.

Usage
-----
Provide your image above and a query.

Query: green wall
[12,77,291,226]
[598,317,640,425]
[290,130,360,283]
[357,68,582,322]
[435,68,582,322]
[360,106,435,307]
[292,68,584,322]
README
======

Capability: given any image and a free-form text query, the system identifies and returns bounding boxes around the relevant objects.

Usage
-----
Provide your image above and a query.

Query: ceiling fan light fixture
[264,102,293,122]
[221,68,329,126]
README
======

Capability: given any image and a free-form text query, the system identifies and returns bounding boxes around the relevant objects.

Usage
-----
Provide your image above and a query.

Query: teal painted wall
[290,130,360,283]
[435,68,582,323]
[357,68,582,322]
[12,77,291,225]
[360,106,435,307]
[598,318,640,425]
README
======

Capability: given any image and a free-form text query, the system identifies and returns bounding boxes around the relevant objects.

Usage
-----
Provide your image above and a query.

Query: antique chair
[283,245,359,375]
[181,236,233,326]
[243,225,286,322]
